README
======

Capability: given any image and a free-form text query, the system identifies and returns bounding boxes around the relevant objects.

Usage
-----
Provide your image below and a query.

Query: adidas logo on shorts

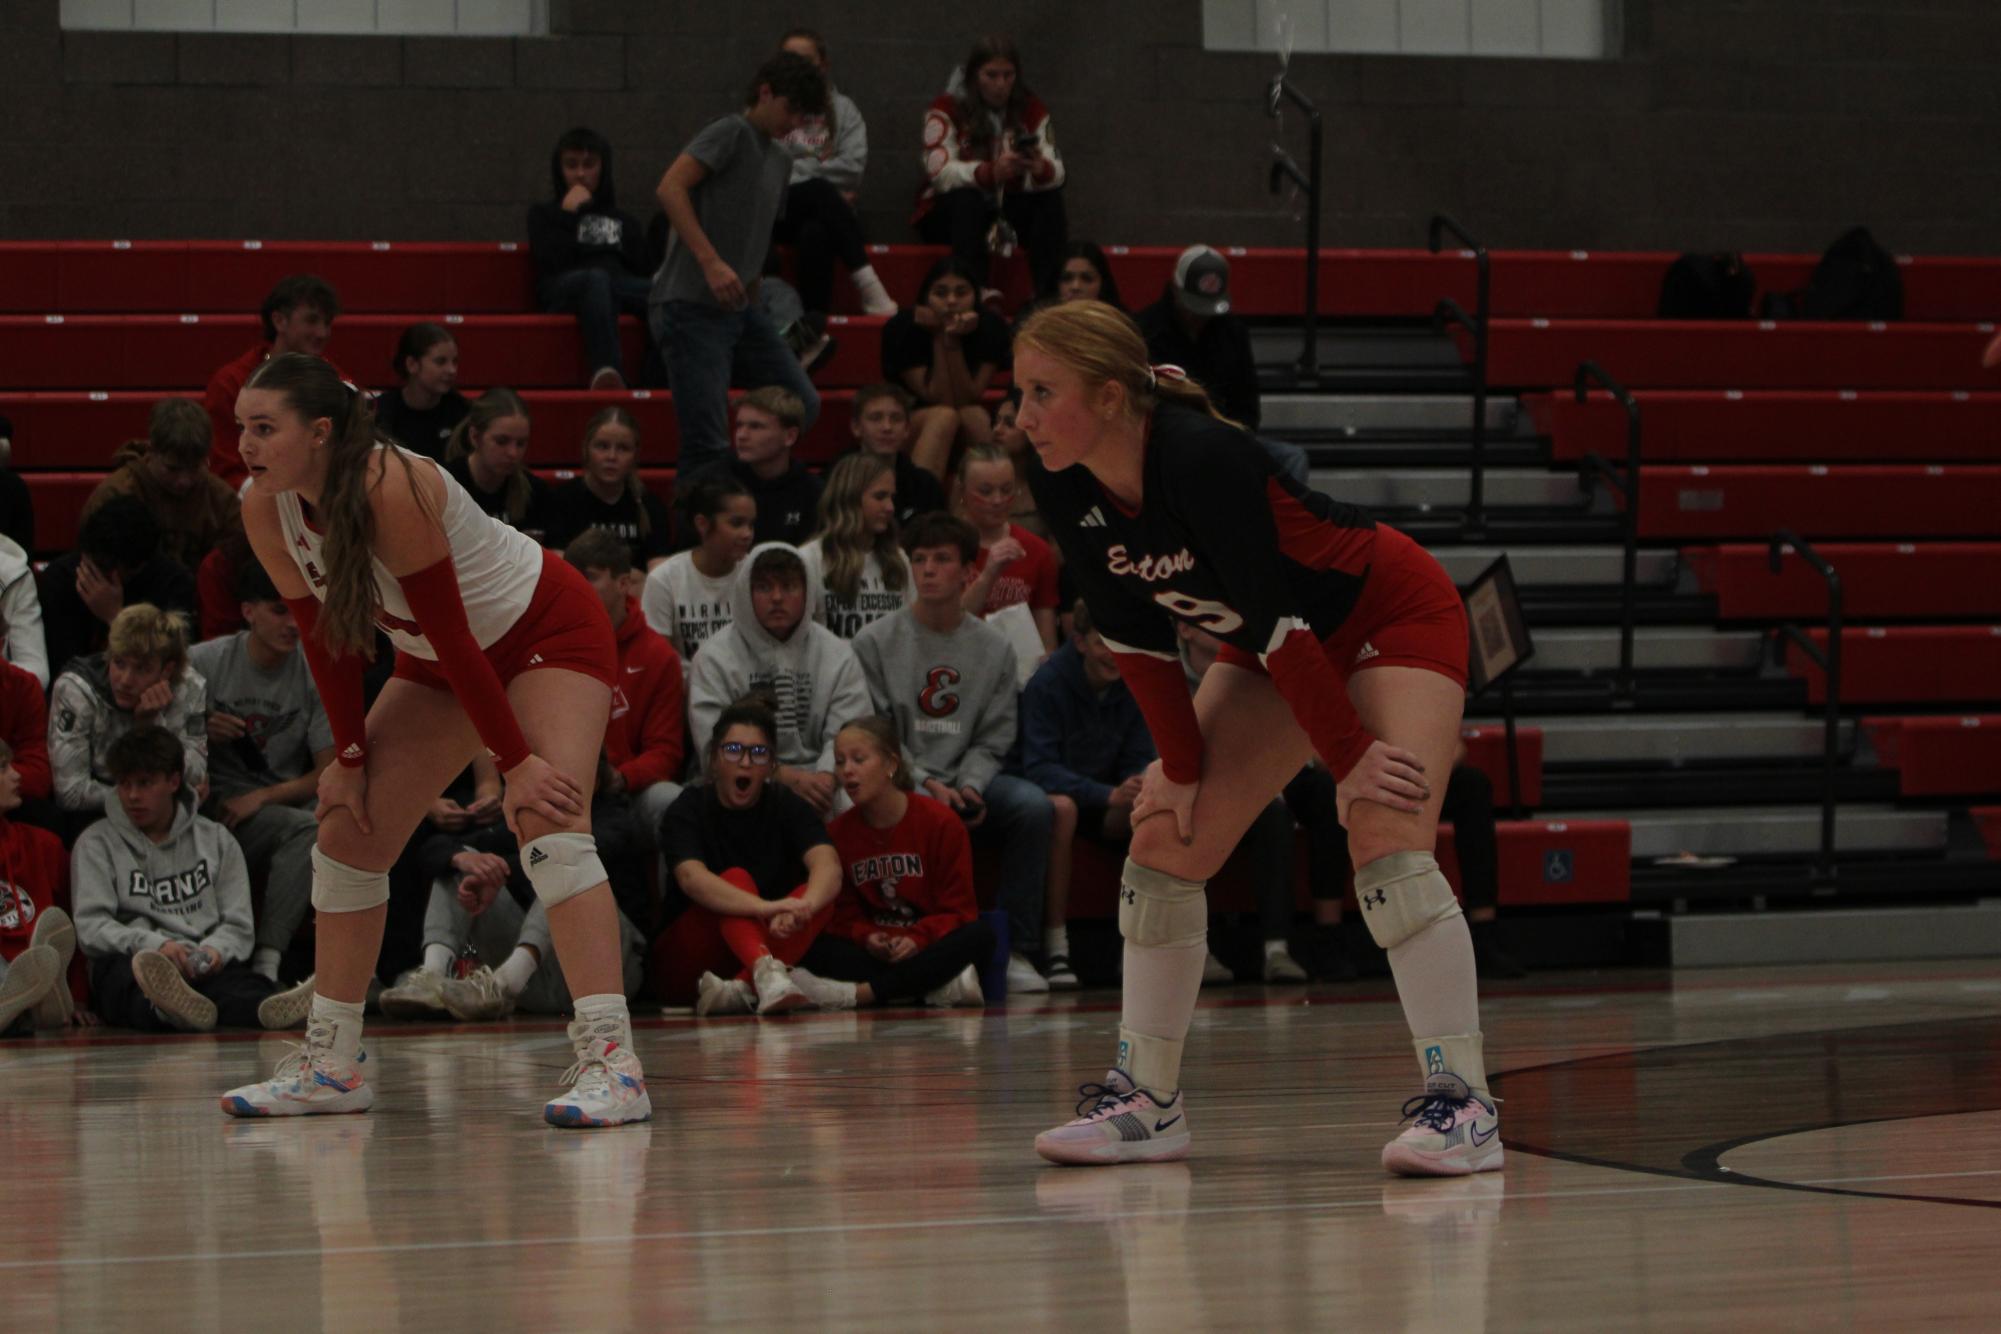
[1354,641,1380,664]
[528,847,548,866]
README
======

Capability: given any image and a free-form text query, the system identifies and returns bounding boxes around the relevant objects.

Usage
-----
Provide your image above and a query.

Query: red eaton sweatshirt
[1,659,51,800]
[828,793,978,948]
[0,816,89,1006]
[607,596,686,793]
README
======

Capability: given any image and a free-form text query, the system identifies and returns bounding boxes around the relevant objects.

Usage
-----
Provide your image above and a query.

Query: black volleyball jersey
[1028,403,1381,781]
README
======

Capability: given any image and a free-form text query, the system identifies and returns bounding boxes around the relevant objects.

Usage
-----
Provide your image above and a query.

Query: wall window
[1203,0,1620,60]
[59,0,550,36]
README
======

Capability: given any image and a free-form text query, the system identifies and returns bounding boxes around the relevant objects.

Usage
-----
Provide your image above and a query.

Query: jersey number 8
[1153,590,1243,635]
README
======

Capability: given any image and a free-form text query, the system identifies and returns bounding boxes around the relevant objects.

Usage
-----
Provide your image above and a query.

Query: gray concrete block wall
[3,0,1998,257]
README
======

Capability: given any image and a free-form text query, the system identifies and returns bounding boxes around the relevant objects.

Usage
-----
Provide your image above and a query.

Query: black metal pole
[1575,362,1642,702]
[1430,215,1490,539]
[1268,77,1323,382]
[1502,678,1525,819]
[1769,531,1843,883]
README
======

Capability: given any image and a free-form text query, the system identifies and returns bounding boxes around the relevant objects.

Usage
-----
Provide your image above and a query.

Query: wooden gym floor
[4,959,2000,1330]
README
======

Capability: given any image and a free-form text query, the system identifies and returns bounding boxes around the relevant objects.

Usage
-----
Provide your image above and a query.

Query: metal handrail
[1429,214,1491,537]
[1768,530,1844,884]
[1267,75,1322,382]
[1573,362,1642,701]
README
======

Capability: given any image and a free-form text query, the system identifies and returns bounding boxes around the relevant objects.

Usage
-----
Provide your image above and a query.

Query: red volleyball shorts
[1215,524,1470,690]
[393,549,618,692]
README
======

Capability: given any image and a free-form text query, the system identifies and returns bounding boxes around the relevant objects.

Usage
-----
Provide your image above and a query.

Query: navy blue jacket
[1019,641,1156,807]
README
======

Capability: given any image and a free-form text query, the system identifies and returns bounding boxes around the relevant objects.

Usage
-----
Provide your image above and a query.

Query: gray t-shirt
[651,113,793,309]
[189,632,332,798]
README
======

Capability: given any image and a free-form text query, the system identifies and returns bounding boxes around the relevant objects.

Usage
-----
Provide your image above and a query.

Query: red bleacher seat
[1474,319,1996,391]
[1862,716,2001,797]
[1533,390,2001,464]
[20,472,104,554]
[1973,807,2001,860]
[1458,725,1544,807]
[1453,818,1631,908]
[1634,466,2001,540]
[1783,625,2001,704]
[1685,543,2001,620]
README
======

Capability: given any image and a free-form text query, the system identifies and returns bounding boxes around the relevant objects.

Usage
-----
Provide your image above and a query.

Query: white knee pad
[1117,857,1208,949]
[1355,851,1462,950]
[310,846,390,913]
[522,831,608,908]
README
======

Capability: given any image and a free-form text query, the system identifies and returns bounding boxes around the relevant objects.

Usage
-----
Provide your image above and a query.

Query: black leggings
[91,953,275,1030]
[1281,763,1498,913]
[800,920,996,1004]
[774,178,868,313]
[916,186,1069,293]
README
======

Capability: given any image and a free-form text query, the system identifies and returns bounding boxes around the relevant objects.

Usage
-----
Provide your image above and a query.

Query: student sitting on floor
[71,726,307,1033]
[0,737,88,1033]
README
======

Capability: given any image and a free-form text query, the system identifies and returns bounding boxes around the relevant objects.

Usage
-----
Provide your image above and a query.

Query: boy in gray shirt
[189,562,331,985]
[851,514,1056,995]
[651,50,829,475]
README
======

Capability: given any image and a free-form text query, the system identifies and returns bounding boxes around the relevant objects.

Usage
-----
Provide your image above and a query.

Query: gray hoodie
[72,788,253,962]
[686,541,873,775]
[851,605,1019,794]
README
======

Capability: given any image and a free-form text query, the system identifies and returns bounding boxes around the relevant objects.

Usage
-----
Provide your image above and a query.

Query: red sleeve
[198,547,246,641]
[902,801,978,947]
[617,640,685,792]
[1264,631,1373,779]
[4,669,51,800]
[1107,648,1203,785]
[394,557,531,772]
[285,595,369,768]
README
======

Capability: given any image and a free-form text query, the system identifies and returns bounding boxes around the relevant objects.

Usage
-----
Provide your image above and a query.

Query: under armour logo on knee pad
[1362,889,1387,909]
[1121,887,1136,905]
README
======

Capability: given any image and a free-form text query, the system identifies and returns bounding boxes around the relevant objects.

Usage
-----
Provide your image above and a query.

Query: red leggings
[648,868,835,1005]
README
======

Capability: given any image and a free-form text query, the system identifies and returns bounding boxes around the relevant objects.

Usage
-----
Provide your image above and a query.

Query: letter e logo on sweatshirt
[918,666,961,718]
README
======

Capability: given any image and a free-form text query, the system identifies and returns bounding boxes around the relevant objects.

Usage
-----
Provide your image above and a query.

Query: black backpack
[1762,226,1903,321]
[1658,252,1756,319]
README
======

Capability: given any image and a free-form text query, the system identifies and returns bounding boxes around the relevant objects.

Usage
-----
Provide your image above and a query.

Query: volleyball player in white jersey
[217,353,649,1127]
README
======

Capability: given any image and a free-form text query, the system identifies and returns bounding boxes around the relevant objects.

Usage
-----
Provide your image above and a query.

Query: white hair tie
[1148,363,1188,390]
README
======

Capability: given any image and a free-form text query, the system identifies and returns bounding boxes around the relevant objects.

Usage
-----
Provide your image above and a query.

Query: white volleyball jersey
[276,450,543,660]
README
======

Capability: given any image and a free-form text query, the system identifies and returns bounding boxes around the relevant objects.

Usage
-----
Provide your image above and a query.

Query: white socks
[850,264,898,315]
[1117,939,1207,1101]
[494,947,538,998]
[422,944,455,976]
[309,993,365,1066]
[572,992,633,1053]
[250,947,281,982]
[1386,914,1488,1091]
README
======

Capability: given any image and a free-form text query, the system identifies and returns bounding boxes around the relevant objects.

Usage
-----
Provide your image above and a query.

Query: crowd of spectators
[0,29,1525,1039]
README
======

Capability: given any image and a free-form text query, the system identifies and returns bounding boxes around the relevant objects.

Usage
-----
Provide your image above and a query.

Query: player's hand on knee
[1133,759,1197,846]
[1335,740,1430,826]
[317,763,371,835]
[502,754,585,837]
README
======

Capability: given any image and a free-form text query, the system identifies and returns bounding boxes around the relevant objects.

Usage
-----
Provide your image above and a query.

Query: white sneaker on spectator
[378,967,449,1019]
[258,974,316,1030]
[1201,952,1234,986]
[694,972,754,1017]
[1045,954,1081,990]
[133,950,217,1032]
[752,956,808,1016]
[440,966,516,1022]
[1263,947,1310,984]
[588,366,625,391]
[851,265,900,316]
[0,944,60,1033]
[29,906,75,1029]
[924,964,985,1009]
[787,967,859,1010]
[1006,952,1050,995]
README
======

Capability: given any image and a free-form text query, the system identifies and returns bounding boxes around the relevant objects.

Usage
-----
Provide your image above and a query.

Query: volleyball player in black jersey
[1017,301,1499,1176]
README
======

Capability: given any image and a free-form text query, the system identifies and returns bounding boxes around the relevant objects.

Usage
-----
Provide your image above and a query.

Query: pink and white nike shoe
[1382,1072,1503,1177]
[1035,1068,1191,1166]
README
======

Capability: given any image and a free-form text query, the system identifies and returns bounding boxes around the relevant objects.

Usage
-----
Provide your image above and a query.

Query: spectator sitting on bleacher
[72,725,297,1033]
[880,257,1008,480]
[1020,598,1158,990]
[188,561,331,986]
[1,657,52,813]
[0,531,49,687]
[772,28,899,319]
[842,383,946,525]
[372,323,468,460]
[544,407,673,571]
[687,543,871,816]
[730,386,824,548]
[851,512,1055,994]
[785,717,993,1008]
[651,697,843,1014]
[0,414,33,554]
[563,529,686,878]
[914,35,1069,299]
[958,443,1058,655]
[40,497,199,680]
[651,51,829,477]
[82,399,241,573]
[641,470,754,661]
[802,451,913,639]
[1136,245,1261,432]
[49,602,207,827]
[444,387,553,542]
[0,736,87,1033]
[1049,241,1126,311]
[205,274,339,486]
[530,127,655,391]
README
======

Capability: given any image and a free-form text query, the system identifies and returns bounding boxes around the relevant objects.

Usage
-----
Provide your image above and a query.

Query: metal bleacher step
[1526,627,1765,674]
[1537,764,1900,810]
[1560,804,1952,860]
[1309,467,1591,511]
[1262,393,1520,435]
[1251,326,1465,371]
[1533,712,1856,766]
[1430,545,1680,588]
